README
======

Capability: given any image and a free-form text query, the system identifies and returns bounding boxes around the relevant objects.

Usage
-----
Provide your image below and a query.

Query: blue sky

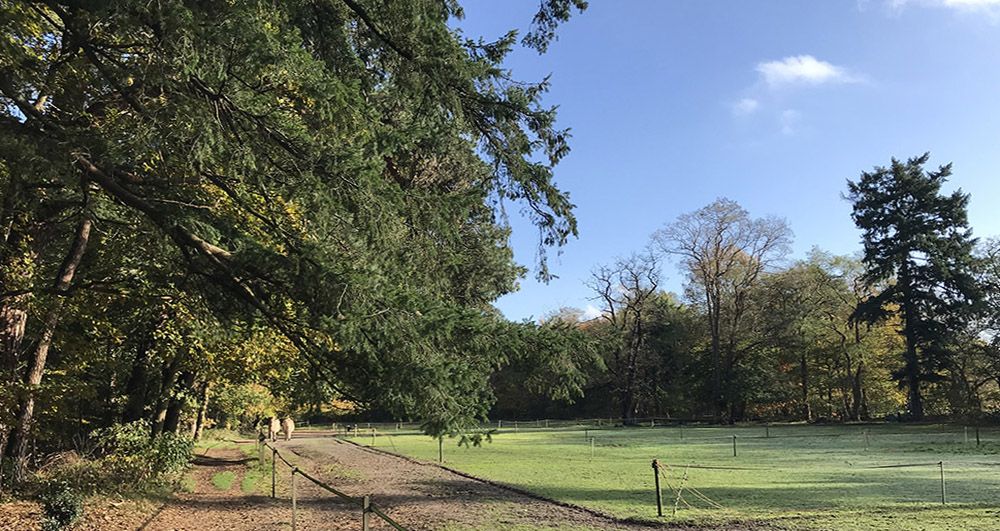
[453,0,1000,321]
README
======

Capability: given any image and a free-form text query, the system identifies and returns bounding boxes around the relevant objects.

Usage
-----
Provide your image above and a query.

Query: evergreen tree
[847,153,981,419]
[0,0,588,481]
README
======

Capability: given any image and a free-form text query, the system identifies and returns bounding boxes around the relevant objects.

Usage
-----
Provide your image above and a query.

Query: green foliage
[38,479,83,531]
[89,421,193,490]
[0,0,591,450]
[848,153,982,418]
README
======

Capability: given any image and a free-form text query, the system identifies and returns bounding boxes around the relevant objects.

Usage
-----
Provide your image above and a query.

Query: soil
[3,431,763,530]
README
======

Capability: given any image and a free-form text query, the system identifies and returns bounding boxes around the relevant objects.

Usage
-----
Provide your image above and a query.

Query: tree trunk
[150,358,179,437]
[800,352,811,421]
[709,293,723,421]
[5,214,92,483]
[193,382,210,441]
[122,343,151,424]
[851,361,865,421]
[899,263,924,420]
[163,371,195,434]
[150,356,178,437]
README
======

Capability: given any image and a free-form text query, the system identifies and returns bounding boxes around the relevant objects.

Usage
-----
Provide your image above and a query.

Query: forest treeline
[494,155,1000,426]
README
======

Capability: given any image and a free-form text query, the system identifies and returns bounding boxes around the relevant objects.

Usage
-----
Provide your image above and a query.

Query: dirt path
[280,431,667,530]
[136,444,293,531]
[139,433,667,530]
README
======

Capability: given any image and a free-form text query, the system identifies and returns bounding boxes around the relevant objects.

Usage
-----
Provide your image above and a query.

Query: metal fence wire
[260,441,408,531]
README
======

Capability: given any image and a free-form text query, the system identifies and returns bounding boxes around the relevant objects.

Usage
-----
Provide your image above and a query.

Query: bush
[40,421,194,497]
[92,420,194,489]
[39,479,83,531]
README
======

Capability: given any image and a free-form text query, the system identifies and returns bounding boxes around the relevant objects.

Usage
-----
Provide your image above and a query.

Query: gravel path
[281,431,659,530]
[8,432,752,530]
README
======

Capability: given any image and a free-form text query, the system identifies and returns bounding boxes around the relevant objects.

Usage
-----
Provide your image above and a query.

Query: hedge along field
[345,423,1000,530]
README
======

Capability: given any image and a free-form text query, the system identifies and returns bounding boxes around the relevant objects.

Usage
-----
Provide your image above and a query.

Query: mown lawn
[346,423,1000,530]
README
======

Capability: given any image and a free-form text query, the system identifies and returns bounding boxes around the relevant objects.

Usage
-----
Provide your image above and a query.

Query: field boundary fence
[258,440,408,531]
[649,457,954,517]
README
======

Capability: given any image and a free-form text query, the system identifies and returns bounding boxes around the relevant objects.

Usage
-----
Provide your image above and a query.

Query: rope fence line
[259,440,408,531]
[650,457,953,514]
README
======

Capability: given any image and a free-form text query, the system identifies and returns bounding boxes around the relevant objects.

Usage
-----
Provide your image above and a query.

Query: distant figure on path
[282,417,295,441]
[269,417,280,442]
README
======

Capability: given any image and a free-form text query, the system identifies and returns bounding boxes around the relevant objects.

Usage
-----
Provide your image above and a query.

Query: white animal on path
[268,417,280,442]
[281,417,295,441]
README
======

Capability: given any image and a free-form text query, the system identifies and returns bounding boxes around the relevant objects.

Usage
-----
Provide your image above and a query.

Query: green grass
[210,471,237,491]
[351,423,1000,531]
[240,469,264,494]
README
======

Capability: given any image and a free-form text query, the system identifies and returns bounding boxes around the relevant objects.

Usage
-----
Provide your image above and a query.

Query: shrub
[39,479,83,531]
[91,420,194,489]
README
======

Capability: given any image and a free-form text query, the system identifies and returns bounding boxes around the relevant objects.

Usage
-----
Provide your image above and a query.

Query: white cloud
[756,55,856,87]
[581,304,602,321]
[890,0,1000,11]
[732,98,760,116]
[780,109,801,136]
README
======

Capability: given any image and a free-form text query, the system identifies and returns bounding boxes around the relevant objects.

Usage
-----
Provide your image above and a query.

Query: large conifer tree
[847,153,980,419]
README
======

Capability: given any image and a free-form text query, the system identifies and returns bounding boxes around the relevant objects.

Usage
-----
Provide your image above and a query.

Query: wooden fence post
[939,461,946,505]
[651,459,663,517]
[362,495,371,531]
[732,435,737,457]
[438,436,443,463]
[271,448,277,498]
[291,468,298,530]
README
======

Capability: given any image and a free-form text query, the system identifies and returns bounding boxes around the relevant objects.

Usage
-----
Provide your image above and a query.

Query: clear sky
[453,0,1000,322]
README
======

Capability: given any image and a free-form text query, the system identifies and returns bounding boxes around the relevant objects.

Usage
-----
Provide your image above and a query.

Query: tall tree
[847,153,981,420]
[652,198,791,421]
[587,253,660,422]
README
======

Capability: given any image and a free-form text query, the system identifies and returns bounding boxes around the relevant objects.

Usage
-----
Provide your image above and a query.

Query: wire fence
[258,440,408,531]
[650,457,952,517]
[330,421,999,520]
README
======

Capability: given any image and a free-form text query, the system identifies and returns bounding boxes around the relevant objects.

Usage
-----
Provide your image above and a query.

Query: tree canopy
[1,0,590,482]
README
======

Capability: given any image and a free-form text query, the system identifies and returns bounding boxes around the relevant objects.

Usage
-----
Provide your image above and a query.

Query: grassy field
[345,423,1000,530]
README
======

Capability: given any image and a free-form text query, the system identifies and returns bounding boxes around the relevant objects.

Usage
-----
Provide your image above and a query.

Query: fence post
[371,428,376,447]
[765,424,770,439]
[438,436,443,463]
[939,461,946,505]
[271,448,277,498]
[651,459,663,517]
[964,426,968,445]
[362,495,371,531]
[732,435,737,457]
[291,467,298,530]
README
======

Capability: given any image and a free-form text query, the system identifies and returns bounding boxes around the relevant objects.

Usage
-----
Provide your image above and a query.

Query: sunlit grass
[347,423,1000,530]
[210,471,236,491]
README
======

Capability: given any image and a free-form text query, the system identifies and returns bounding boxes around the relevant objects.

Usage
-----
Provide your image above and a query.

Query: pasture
[347,422,1000,530]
